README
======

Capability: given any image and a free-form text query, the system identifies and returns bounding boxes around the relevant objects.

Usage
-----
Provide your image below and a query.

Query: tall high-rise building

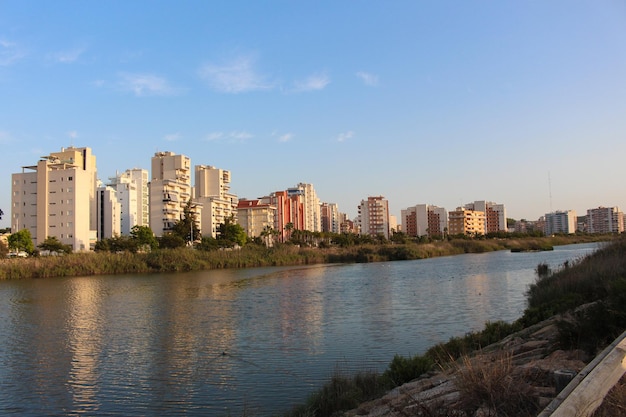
[401,204,448,237]
[11,146,98,251]
[357,196,390,239]
[544,210,577,235]
[287,183,321,232]
[586,206,624,234]
[464,201,507,233]
[96,183,121,239]
[266,190,305,242]
[194,165,238,238]
[108,168,149,235]
[149,151,191,237]
[320,202,340,233]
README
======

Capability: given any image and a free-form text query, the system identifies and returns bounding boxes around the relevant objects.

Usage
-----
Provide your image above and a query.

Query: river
[0,243,600,416]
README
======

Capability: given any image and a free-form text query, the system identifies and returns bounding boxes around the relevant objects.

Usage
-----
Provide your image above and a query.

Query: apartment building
[96,184,121,239]
[357,196,390,239]
[401,204,448,237]
[464,201,507,233]
[586,206,624,234]
[320,202,340,234]
[108,168,149,235]
[149,151,191,237]
[194,165,238,238]
[236,198,276,242]
[11,146,98,251]
[544,210,577,235]
[448,207,486,236]
[265,190,305,242]
[288,183,321,232]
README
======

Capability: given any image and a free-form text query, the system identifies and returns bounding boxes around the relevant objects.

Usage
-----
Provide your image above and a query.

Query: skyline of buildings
[8,145,625,251]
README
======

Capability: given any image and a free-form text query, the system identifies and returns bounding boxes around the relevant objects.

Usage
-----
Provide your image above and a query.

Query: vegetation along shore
[0,231,608,280]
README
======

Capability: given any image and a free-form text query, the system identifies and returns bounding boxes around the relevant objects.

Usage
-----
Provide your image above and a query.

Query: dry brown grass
[591,374,626,417]
[454,351,539,417]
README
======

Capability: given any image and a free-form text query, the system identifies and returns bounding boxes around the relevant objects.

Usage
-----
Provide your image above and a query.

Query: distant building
[288,183,321,232]
[320,202,340,234]
[357,196,390,239]
[448,207,485,236]
[544,210,577,235]
[586,206,624,234]
[401,204,448,238]
[237,198,276,242]
[194,165,238,238]
[96,184,121,239]
[11,146,98,251]
[149,151,191,237]
[108,168,149,235]
[464,201,507,233]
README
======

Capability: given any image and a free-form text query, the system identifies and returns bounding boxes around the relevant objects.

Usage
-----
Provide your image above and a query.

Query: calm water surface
[0,243,599,416]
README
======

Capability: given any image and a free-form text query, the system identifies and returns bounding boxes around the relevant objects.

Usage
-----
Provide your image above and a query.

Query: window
[68,176,73,181]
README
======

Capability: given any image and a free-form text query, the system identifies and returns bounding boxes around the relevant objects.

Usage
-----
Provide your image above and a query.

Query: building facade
[194,165,238,239]
[464,201,507,234]
[11,146,98,251]
[236,198,277,243]
[96,184,121,239]
[448,207,486,236]
[149,151,191,237]
[544,210,577,235]
[320,202,340,234]
[586,206,624,234]
[357,196,390,239]
[108,168,149,235]
[401,204,448,238]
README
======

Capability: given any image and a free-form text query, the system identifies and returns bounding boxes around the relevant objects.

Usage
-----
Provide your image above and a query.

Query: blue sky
[2,1,625,228]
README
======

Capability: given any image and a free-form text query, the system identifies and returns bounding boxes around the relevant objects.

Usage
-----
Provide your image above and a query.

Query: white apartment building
[194,165,238,238]
[544,210,577,235]
[149,151,192,237]
[401,204,448,237]
[464,201,507,233]
[586,206,624,234]
[11,146,98,251]
[357,196,390,239]
[108,168,149,235]
[288,183,321,232]
[97,184,121,239]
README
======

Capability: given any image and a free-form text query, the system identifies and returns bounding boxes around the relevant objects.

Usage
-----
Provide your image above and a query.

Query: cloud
[204,131,253,143]
[117,72,179,96]
[337,131,354,142]
[278,133,293,142]
[49,45,87,63]
[164,133,181,142]
[292,72,330,92]
[0,39,25,66]
[198,55,273,93]
[356,71,379,86]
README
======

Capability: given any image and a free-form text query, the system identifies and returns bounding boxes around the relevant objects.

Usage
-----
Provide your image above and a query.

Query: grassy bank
[282,235,626,417]
[0,234,606,280]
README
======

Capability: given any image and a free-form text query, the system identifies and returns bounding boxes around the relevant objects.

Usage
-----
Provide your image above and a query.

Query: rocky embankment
[344,313,591,417]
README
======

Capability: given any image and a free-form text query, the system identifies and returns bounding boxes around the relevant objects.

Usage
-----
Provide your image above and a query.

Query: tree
[0,239,8,258]
[38,236,73,254]
[171,199,200,245]
[8,229,35,254]
[158,233,186,249]
[217,216,247,248]
[130,225,158,251]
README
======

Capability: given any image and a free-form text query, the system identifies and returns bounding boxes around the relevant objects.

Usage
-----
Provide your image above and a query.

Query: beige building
[357,196,390,239]
[11,146,98,251]
[194,165,238,238]
[149,151,192,237]
[108,168,149,235]
[237,198,276,243]
[464,201,507,233]
[401,204,448,238]
[96,184,121,239]
[320,202,340,233]
[544,210,577,235]
[287,183,321,232]
[448,207,486,236]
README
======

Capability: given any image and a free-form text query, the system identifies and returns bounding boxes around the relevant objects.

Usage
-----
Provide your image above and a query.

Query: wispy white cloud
[198,55,273,93]
[49,45,87,63]
[117,72,179,97]
[164,133,181,142]
[0,39,25,66]
[204,130,253,143]
[278,133,293,142]
[356,71,379,86]
[292,72,330,92]
[337,131,354,142]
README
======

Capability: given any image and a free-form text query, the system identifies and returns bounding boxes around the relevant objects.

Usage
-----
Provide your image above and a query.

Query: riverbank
[0,234,608,280]
[282,235,626,416]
